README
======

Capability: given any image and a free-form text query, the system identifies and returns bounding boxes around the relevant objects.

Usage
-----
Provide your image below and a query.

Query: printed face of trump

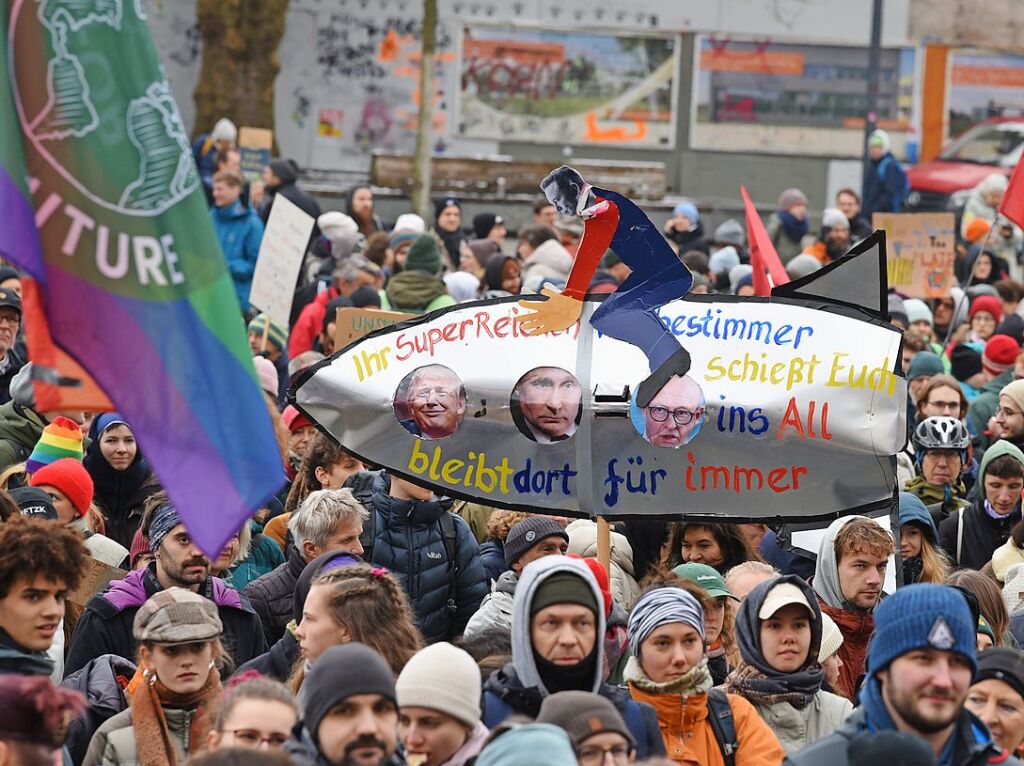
[514,367,581,441]
[407,366,466,439]
[643,375,705,448]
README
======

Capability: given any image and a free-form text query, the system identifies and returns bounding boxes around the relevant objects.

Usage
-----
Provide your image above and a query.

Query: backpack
[360,509,461,634]
[707,688,739,766]
[877,155,911,210]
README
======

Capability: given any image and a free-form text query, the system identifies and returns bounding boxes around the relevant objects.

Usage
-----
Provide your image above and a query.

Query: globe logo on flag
[8,0,199,217]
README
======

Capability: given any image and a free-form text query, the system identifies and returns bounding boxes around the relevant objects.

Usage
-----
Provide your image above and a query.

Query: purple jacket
[64,566,265,678]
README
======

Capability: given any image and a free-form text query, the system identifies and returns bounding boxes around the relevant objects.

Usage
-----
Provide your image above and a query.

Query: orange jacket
[628,684,785,766]
[801,241,830,264]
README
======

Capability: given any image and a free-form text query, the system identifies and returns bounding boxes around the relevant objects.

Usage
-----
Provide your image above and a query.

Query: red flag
[20,278,112,412]
[741,185,789,296]
[1000,160,1024,230]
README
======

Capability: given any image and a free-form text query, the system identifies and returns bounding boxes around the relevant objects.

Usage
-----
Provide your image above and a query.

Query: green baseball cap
[672,562,738,601]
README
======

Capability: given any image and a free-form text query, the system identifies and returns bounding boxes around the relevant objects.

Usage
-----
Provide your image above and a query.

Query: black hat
[0,287,21,316]
[473,212,504,240]
[304,643,396,746]
[976,646,1024,703]
[434,196,461,221]
[292,549,363,623]
[950,343,983,383]
[268,158,298,185]
[350,285,382,308]
[10,486,57,520]
[504,517,569,566]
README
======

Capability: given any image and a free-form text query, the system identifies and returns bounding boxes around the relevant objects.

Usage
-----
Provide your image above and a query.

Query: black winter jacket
[939,499,1022,570]
[367,474,487,643]
[64,565,268,678]
[784,706,1020,766]
[235,631,301,683]
[244,544,307,645]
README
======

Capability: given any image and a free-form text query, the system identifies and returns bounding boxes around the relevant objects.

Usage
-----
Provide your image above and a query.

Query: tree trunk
[193,0,290,137]
[411,0,437,222]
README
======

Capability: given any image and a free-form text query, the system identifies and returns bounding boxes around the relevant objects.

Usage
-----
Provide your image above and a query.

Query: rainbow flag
[1,1,283,555]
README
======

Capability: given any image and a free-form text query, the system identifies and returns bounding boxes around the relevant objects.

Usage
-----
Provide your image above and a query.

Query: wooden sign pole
[596,516,611,575]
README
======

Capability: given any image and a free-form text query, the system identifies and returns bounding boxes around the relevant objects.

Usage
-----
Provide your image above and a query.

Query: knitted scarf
[723,661,819,709]
[730,575,825,710]
[130,664,221,766]
[777,210,808,244]
[623,654,713,697]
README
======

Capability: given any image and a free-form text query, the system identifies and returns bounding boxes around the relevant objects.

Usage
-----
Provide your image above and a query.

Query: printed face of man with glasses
[404,365,467,439]
[642,375,705,448]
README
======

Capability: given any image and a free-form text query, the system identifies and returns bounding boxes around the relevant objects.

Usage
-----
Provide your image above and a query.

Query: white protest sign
[249,195,315,329]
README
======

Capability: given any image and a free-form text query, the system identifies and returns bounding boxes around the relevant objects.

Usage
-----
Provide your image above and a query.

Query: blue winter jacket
[861,151,908,218]
[367,474,488,643]
[211,201,264,310]
[479,539,509,584]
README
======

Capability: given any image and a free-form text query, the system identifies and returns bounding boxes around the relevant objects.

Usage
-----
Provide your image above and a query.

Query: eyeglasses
[0,315,19,327]
[224,729,289,748]
[577,743,634,766]
[925,400,960,413]
[997,407,1024,419]
[646,405,701,425]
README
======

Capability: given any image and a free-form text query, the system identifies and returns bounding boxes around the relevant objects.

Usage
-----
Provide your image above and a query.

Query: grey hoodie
[813,515,875,611]
[511,555,605,696]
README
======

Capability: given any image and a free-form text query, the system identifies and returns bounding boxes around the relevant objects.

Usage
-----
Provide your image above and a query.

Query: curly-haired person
[0,515,88,676]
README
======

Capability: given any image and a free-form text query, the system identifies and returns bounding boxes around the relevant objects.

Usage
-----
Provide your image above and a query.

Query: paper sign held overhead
[249,195,315,329]
[871,212,956,299]
[238,127,273,182]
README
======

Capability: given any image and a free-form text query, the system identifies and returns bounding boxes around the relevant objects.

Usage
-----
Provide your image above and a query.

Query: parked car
[905,118,1024,213]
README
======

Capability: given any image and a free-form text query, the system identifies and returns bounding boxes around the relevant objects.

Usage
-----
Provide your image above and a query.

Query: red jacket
[288,288,338,358]
[818,599,874,701]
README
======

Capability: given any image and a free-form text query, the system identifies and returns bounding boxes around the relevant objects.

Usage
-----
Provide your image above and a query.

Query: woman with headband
[625,583,784,766]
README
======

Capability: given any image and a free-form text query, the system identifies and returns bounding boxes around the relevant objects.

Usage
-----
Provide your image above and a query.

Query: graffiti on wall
[458,27,678,148]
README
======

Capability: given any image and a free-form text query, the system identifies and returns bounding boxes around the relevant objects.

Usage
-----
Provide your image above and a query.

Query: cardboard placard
[335,307,416,349]
[238,127,273,182]
[872,212,956,299]
[69,557,126,609]
[249,195,315,329]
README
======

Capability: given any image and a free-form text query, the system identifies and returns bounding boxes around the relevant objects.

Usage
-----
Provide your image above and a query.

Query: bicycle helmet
[913,416,970,451]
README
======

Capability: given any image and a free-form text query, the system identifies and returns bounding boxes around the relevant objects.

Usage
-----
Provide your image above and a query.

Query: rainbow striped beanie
[26,416,84,474]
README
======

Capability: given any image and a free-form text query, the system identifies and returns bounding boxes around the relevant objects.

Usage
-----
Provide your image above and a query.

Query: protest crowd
[9,110,1024,766]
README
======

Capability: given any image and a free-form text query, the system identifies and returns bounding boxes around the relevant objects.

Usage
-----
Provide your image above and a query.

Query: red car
[905,117,1024,212]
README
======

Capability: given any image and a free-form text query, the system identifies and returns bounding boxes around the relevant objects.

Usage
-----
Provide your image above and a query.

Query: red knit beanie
[572,554,613,617]
[129,528,152,569]
[29,458,94,517]
[970,295,1003,323]
[983,334,1021,375]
